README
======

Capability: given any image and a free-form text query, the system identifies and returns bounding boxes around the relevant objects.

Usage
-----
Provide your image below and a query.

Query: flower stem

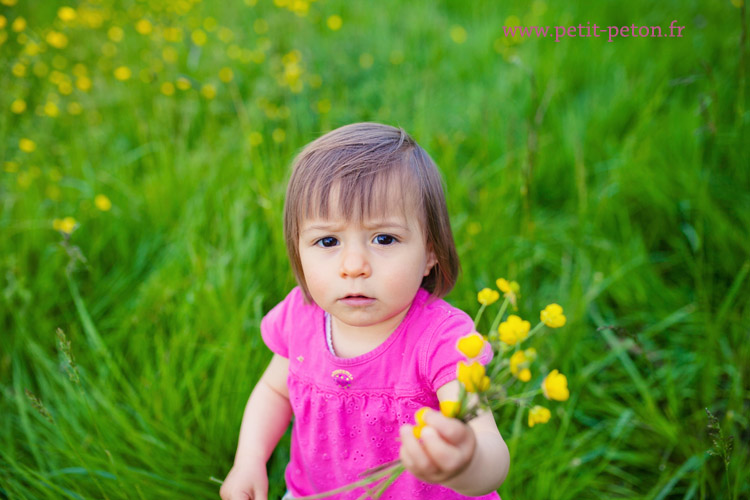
[473,303,487,330]
[522,321,545,344]
[294,463,403,500]
[488,298,510,334]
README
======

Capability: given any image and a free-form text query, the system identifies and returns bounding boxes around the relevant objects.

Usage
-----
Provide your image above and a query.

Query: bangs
[301,165,421,227]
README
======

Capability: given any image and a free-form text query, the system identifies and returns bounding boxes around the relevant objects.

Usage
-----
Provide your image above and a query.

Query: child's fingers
[423,410,471,445]
[418,426,469,473]
[399,424,440,477]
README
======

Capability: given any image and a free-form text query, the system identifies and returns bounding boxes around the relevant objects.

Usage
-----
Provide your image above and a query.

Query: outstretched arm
[399,380,510,496]
[221,354,292,500]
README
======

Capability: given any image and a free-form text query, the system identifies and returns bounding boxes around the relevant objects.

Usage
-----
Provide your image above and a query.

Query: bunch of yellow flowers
[295,277,571,499]
[471,279,569,422]
[424,279,569,436]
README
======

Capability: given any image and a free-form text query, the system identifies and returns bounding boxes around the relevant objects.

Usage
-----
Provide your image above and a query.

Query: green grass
[2,0,748,498]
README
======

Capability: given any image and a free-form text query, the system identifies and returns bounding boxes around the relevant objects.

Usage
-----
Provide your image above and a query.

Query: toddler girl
[221,123,509,499]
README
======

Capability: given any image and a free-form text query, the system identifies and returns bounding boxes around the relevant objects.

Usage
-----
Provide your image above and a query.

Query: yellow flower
[72,64,87,77]
[176,77,191,90]
[19,138,36,153]
[218,27,234,43]
[457,361,490,393]
[53,217,77,234]
[413,407,428,438]
[108,26,124,42]
[219,67,234,83]
[496,278,520,295]
[509,348,535,381]
[95,194,112,211]
[248,131,263,146]
[44,101,60,117]
[46,185,62,201]
[477,287,500,305]
[496,278,520,307]
[59,81,73,95]
[542,369,569,401]
[450,25,467,44]
[114,66,132,81]
[46,31,69,49]
[200,84,217,99]
[12,17,26,32]
[457,332,485,359]
[498,315,530,345]
[162,46,178,63]
[327,15,342,31]
[415,407,428,426]
[191,29,207,46]
[163,27,183,42]
[12,62,25,77]
[58,6,76,22]
[24,40,41,56]
[440,401,461,418]
[510,351,526,375]
[540,303,566,328]
[413,424,424,439]
[161,81,175,96]
[528,405,551,427]
[76,76,92,91]
[11,99,26,114]
[135,19,153,35]
[49,70,66,85]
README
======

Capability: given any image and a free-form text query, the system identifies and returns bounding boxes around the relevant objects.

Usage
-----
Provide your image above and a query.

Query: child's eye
[374,234,397,245]
[315,236,338,248]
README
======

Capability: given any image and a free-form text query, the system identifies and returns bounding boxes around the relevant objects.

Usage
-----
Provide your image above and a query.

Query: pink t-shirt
[261,287,501,500]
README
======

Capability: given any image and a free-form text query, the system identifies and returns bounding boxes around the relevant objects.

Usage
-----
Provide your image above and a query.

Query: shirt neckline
[320,288,429,366]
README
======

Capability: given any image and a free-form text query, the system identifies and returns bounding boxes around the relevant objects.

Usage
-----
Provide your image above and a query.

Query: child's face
[298,185,437,338]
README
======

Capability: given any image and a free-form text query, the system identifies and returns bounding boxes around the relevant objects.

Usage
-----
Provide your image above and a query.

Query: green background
[2,0,748,498]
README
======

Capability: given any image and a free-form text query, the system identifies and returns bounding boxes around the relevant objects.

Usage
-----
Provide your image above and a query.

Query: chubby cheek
[385,254,428,294]
[299,250,328,299]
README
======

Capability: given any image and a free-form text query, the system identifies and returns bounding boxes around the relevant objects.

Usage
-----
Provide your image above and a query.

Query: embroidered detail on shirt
[331,369,353,388]
[297,356,304,362]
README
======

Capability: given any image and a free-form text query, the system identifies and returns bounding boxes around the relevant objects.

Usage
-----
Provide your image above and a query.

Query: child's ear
[424,244,438,277]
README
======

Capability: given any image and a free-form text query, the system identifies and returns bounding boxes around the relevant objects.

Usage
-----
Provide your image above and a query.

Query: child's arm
[398,380,510,496]
[220,354,292,500]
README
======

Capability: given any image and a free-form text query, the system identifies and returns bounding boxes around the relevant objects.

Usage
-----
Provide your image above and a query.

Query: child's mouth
[340,295,375,305]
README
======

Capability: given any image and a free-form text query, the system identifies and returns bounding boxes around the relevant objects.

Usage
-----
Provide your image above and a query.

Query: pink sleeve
[424,309,494,392]
[260,287,303,358]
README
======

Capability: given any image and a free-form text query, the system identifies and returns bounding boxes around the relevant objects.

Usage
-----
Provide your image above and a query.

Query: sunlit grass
[2,0,748,499]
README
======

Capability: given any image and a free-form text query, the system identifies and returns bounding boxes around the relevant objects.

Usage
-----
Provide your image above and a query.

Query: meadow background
[2,0,749,498]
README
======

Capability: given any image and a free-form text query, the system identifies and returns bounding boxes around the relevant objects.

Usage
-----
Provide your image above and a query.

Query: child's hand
[219,461,269,500]
[398,409,477,485]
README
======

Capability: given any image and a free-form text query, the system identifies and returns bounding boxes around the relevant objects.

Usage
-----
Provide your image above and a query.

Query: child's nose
[339,245,371,278]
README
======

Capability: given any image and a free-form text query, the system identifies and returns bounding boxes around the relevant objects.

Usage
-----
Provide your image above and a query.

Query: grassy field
[2,0,749,498]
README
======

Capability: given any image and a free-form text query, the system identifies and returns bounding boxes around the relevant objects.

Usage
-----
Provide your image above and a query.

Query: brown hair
[283,122,460,304]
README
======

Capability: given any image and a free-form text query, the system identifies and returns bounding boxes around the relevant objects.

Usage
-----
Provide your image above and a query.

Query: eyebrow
[300,221,410,234]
